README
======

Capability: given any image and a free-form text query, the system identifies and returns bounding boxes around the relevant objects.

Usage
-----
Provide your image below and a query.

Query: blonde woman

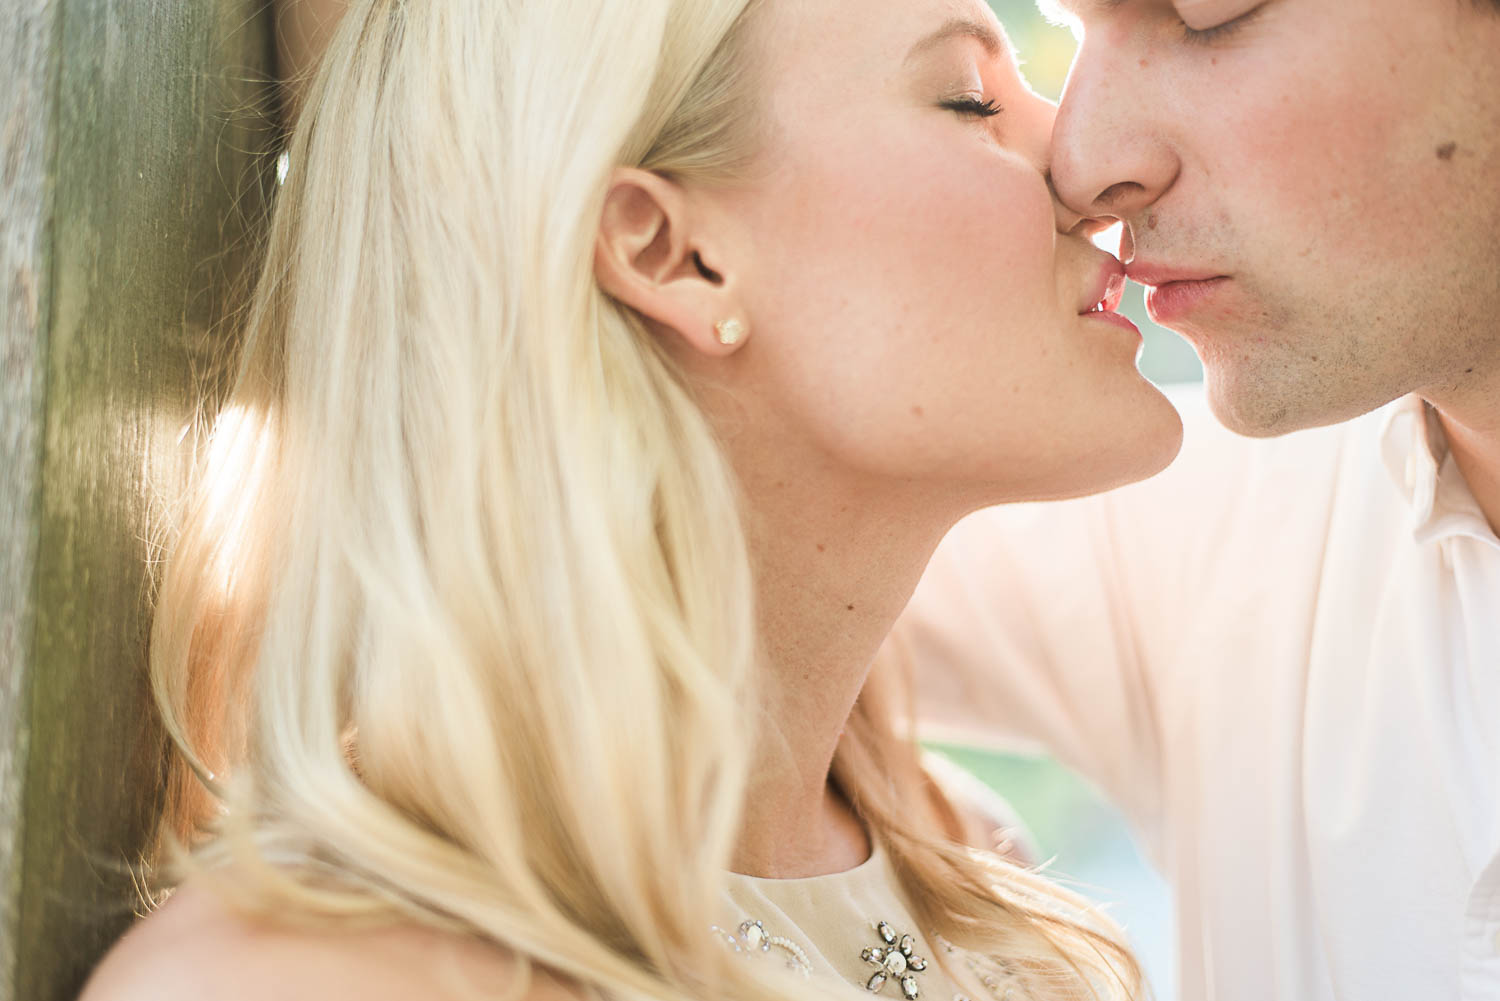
[82,0,1181,999]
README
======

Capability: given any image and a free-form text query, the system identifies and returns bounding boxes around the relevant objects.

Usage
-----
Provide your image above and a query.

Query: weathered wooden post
[1,2,277,998]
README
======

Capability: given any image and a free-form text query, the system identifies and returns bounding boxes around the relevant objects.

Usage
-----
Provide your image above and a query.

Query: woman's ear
[594,167,749,356]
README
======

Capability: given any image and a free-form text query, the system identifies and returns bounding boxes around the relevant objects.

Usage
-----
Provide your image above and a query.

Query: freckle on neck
[1437,141,1458,161]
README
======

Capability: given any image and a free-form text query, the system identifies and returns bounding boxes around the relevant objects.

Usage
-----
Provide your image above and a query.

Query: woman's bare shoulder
[80,876,586,1001]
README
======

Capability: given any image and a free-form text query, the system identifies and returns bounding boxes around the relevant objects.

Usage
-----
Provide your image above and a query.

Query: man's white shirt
[896,389,1500,1001]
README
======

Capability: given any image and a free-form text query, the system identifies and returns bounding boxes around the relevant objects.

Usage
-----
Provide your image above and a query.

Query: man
[894,1,1500,999]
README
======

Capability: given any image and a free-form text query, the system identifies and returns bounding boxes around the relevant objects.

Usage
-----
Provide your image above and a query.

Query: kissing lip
[1126,261,1232,325]
[1124,262,1228,288]
[1078,257,1127,315]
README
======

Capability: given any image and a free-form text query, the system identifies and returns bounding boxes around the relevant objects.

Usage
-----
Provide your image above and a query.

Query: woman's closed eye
[940,95,1003,119]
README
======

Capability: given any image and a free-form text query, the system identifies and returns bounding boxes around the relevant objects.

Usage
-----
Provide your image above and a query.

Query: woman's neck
[728,459,959,879]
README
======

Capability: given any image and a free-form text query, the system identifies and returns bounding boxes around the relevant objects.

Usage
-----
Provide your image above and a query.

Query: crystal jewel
[740,920,769,951]
[861,921,928,998]
[718,918,811,978]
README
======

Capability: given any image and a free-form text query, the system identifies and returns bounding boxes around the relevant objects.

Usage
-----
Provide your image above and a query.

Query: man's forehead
[1038,0,1128,23]
[1043,0,1232,20]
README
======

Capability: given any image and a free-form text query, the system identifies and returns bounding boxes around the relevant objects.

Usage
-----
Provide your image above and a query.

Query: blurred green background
[930,742,1176,1000]
[926,7,1200,1001]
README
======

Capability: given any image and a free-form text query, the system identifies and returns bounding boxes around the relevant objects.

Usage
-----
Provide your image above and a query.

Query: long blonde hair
[149,2,1143,1000]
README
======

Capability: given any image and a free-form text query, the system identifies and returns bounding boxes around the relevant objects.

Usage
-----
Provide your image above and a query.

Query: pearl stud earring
[715,318,746,346]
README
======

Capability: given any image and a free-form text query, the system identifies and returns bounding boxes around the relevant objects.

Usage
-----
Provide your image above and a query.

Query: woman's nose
[1010,90,1087,235]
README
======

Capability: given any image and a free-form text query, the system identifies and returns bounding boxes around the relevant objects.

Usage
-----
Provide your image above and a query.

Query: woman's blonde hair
[150,2,1144,999]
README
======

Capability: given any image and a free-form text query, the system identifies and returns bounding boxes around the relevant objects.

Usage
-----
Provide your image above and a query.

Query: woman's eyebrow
[905,17,1006,64]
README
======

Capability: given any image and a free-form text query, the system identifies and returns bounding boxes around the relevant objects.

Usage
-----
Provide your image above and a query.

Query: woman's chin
[1126,385,1188,478]
[984,387,1186,506]
[1082,390,1186,496]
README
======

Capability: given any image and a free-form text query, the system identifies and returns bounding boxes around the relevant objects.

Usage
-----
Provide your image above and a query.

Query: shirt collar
[1380,394,1498,548]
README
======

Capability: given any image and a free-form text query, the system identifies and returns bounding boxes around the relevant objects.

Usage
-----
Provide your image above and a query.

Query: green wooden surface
[1,0,59,995]
[1,2,277,999]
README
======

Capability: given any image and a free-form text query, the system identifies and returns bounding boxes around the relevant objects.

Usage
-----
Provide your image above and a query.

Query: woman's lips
[1082,309,1142,338]
[1143,276,1231,325]
[1077,258,1140,338]
[1080,258,1127,315]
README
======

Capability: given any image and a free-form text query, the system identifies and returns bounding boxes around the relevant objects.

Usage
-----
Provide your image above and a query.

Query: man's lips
[1124,263,1225,288]
[1126,263,1231,326]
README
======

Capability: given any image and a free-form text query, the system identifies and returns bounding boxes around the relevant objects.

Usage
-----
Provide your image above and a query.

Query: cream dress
[720,838,1024,1001]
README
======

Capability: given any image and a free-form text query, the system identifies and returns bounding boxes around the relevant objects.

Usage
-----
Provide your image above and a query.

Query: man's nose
[1049,38,1180,224]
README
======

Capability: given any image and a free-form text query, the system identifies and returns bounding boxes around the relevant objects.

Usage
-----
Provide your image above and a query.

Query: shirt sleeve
[890,493,1167,844]
[886,386,1300,855]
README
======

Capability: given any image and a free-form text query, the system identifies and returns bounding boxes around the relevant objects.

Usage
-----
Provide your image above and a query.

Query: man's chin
[1200,368,1371,440]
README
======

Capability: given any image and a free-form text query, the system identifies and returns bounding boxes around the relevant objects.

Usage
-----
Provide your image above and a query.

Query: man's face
[1047,0,1500,435]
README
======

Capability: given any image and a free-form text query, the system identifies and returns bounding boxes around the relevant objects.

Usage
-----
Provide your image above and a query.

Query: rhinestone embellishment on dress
[710,919,813,978]
[860,920,928,998]
[934,932,1017,1001]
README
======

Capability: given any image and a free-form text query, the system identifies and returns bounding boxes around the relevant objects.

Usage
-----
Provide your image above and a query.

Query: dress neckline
[726,836,886,891]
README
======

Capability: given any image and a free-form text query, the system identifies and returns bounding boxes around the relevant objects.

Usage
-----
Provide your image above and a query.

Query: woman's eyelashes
[940,95,1003,119]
